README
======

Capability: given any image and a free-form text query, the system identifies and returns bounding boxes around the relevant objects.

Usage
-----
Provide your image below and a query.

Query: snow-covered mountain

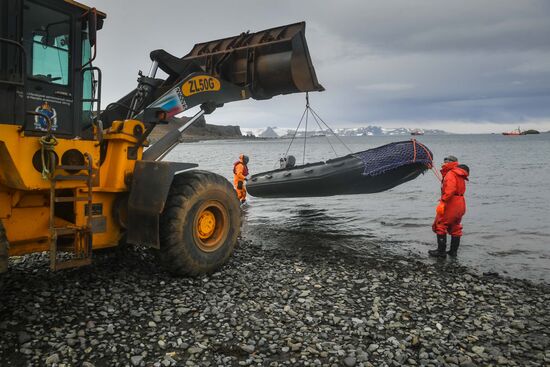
[334,126,448,136]
[241,127,290,138]
[242,125,449,137]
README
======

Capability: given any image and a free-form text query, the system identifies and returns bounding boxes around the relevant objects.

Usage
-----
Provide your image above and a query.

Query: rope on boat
[308,106,353,154]
[283,93,353,164]
[282,95,442,183]
[283,105,308,160]
[309,107,338,157]
[411,138,442,182]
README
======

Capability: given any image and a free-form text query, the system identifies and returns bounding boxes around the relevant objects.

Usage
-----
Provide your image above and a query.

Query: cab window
[24,1,70,85]
[82,31,93,127]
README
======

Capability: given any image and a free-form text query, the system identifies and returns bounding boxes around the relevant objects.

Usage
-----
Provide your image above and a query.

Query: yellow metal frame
[0,119,145,256]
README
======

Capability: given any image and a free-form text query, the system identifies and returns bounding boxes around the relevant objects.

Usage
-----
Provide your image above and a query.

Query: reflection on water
[167,134,550,283]
[245,204,376,254]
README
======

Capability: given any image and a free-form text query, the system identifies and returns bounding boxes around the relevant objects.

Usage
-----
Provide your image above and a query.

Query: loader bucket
[155,22,324,100]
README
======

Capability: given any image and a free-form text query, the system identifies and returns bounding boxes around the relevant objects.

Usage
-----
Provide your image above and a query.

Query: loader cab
[0,0,104,138]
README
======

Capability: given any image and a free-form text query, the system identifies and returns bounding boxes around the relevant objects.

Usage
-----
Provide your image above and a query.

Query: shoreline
[174,132,550,144]
[1,240,549,366]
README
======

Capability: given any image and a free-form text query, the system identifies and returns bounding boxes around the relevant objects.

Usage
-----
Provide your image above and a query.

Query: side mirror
[143,107,168,125]
[87,9,97,47]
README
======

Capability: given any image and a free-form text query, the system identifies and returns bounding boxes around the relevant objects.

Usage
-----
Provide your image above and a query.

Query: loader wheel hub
[198,210,216,239]
[193,201,229,252]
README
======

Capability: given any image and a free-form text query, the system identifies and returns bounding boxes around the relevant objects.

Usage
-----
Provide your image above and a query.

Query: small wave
[479,234,501,240]
[487,249,533,257]
[392,216,427,221]
[517,230,549,236]
[380,221,425,228]
[290,208,329,218]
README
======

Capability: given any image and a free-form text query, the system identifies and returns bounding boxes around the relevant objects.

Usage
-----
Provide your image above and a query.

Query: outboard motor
[280,155,296,169]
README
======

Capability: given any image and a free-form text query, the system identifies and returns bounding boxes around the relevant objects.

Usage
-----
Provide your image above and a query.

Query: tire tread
[159,170,240,276]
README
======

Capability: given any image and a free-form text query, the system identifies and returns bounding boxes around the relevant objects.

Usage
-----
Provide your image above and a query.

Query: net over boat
[247,140,433,198]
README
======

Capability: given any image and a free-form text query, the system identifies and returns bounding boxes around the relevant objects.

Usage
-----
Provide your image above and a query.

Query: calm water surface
[166,134,550,283]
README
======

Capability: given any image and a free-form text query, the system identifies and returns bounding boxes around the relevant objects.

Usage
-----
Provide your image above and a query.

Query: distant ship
[502,127,522,136]
[410,129,424,136]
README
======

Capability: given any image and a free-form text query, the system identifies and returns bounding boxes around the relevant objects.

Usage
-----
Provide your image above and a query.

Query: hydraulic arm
[100,22,324,161]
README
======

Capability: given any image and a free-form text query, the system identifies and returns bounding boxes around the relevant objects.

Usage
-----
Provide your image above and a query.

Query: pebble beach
[0,239,548,367]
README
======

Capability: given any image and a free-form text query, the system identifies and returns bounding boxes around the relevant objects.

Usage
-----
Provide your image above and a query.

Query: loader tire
[159,170,241,276]
[0,221,8,274]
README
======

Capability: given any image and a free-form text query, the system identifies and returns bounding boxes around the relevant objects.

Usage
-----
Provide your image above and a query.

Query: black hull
[248,155,428,198]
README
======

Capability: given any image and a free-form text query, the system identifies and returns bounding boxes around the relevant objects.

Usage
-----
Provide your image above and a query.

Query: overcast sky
[88,0,550,133]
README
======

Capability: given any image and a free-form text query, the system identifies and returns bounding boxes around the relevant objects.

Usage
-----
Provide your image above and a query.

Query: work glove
[435,201,445,215]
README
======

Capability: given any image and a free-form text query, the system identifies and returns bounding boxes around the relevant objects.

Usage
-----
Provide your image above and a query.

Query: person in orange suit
[233,154,249,204]
[429,155,470,257]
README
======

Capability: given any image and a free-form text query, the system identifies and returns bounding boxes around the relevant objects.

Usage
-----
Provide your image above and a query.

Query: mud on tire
[159,170,241,276]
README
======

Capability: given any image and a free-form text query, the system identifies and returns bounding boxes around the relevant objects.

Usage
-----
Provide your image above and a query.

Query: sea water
[166,133,550,283]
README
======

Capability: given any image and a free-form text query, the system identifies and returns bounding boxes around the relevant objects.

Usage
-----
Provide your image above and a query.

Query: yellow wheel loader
[0,0,323,275]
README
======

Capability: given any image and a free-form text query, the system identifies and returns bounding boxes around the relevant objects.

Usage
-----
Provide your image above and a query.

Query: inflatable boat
[247,140,433,198]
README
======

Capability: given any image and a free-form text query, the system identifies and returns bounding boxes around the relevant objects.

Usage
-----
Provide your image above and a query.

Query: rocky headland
[148,116,242,143]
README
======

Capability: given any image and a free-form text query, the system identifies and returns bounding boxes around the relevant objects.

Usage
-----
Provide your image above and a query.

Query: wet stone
[45,353,59,365]
[0,239,547,367]
[131,355,144,366]
[241,345,255,354]
[343,356,357,366]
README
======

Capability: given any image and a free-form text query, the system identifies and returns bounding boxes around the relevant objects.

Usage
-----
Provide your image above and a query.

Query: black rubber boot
[428,235,447,257]
[447,236,460,257]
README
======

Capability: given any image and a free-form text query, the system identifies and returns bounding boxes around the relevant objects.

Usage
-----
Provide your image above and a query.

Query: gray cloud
[301,0,550,52]
[88,0,550,132]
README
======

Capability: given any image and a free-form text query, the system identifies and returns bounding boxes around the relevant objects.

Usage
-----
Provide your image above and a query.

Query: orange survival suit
[233,154,249,203]
[432,161,469,237]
